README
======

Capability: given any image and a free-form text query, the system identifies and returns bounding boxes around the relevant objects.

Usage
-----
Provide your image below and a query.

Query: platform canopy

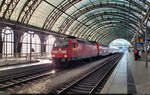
[0,0,149,44]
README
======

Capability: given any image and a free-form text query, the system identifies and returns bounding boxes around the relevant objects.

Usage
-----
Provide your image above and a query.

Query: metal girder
[101,37,117,45]
[100,34,131,44]
[74,16,139,38]
[0,0,149,44]
[90,26,133,41]
[98,32,116,43]
[0,0,20,19]
[42,0,82,30]
[43,0,145,31]
[81,22,136,40]
[87,26,131,42]
[0,0,6,13]
[83,23,135,41]
[97,31,116,44]
[139,0,150,6]
[88,25,134,41]
[95,26,134,42]
[85,18,138,35]
[97,29,132,44]
[100,31,132,43]
[58,2,144,34]
[71,11,140,36]
[17,0,42,24]
[95,30,117,42]
[125,0,146,11]
[0,19,65,38]
[100,33,132,43]
[98,28,133,42]
[80,19,138,39]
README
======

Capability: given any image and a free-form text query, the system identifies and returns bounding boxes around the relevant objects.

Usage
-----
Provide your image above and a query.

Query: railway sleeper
[77,82,96,86]
[58,54,122,94]
[68,89,90,94]
[72,86,92,91]
[74,84,94,89]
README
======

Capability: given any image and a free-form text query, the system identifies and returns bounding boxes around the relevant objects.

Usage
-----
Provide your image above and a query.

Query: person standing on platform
[134,49,138,60]
[138,50,142,60]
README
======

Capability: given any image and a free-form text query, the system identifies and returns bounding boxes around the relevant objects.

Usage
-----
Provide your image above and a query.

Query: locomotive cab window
[53,38,68,48]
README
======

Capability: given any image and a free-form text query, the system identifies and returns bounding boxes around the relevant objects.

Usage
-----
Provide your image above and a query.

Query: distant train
[51,37,118,65]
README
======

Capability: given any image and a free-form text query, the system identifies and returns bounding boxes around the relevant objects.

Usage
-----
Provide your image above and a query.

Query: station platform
[0,57,50,67]
[0,59,52,73]
[0,58,54,84]
[101,51,150,94]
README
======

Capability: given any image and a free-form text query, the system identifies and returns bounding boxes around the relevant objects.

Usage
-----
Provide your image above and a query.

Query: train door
[67,39,76,60]
[67,39,72,61]
[72,40,77,59]
[96,43,100,56]
[75,40,78,59]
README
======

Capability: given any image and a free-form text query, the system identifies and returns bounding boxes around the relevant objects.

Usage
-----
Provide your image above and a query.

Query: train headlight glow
[50,70,56,74]
[64,55,67,58]
[52,55,55,57]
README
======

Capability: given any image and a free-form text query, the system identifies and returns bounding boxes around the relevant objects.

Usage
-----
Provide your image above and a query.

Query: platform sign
[136,38,144,43]
[136,39,140,43]
[140,38,144,43]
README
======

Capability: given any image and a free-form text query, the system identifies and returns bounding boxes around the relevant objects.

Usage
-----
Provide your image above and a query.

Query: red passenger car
[97,43,111,56]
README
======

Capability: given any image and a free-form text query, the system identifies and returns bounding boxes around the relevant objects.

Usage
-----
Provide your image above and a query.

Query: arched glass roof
[0,0,149,44]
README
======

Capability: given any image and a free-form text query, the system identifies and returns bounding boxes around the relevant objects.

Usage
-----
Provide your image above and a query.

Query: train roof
[54,35,99,44]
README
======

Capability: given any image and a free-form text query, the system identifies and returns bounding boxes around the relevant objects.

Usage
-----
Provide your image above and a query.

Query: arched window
[21,32,41,56]
[46,35,56,57]
[2,27,14,57]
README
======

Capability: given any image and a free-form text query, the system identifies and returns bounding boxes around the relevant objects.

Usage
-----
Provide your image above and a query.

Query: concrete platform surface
[130,55,150,94]
[101,51,128,94]
[101,51,150,94]
[0,59,52,71]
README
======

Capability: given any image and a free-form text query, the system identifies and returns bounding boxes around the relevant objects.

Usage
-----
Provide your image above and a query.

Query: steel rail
[57,53,122,94]
[0,65,54,91]
[0,71,52,90]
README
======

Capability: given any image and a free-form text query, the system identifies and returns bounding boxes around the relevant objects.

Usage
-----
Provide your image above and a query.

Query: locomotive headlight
[59,48,62,51]
[52,55,55,57]
[64,55,67,58]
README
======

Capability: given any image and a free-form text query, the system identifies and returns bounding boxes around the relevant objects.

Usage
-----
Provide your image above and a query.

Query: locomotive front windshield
[53,39,68,48]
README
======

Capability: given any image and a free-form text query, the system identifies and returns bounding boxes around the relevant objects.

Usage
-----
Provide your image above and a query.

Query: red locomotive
[51,37,118,65]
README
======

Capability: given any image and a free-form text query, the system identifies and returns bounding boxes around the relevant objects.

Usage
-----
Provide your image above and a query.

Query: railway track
[0,66,57,92]
[57,54,122,94]
[0,53,122,93]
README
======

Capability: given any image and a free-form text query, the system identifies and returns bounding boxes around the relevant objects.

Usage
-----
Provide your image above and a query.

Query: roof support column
[140,7,150,67]
[145,21,150,68]
[12,27,23,58]
[0,25,4,58]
